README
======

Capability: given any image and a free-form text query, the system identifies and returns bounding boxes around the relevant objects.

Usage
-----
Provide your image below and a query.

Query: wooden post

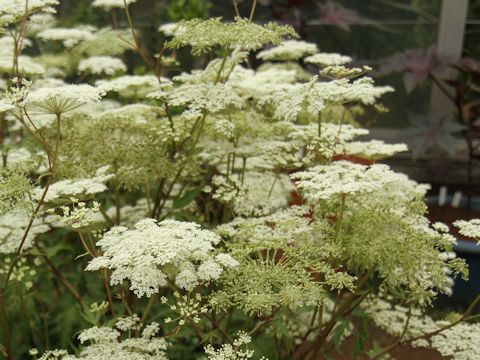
[430,0,469,118]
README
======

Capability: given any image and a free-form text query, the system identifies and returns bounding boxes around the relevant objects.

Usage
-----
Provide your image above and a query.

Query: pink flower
[316,0,360,32]
[380,47,450,93]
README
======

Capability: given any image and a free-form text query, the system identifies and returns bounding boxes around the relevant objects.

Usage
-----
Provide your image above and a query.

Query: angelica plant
[0,1,479,360]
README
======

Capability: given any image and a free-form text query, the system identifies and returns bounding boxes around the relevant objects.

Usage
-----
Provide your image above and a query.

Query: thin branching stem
[249,0,258,21]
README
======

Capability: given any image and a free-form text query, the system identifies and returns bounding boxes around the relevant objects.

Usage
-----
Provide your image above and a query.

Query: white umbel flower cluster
[204,331,255,360]
[305,53,353,66]
[291,161,404,201]
[342,140,408,160]
[0,99,14,113]
[158,23,185,37]
[216,206,312,248]
[54,202,102,229]
[86,218,238,297]
[114,314,141,332]
[0,37,45,74]
[36,27,94,48]
[25,84,105,114]
[364,299,480,360]
[0,46,45,75]
[272,76,393,122]
[92,0,138,10]
[38,322,168,359]
[97,75,159,98]
[207,175,246,204]
[234,172,294,217]
[0,211,50,254]
[0,0,58,28]
[78,56,127,75]
[36,167,113,203]
[454,219,480,243]
[212,119,236,139]
[167,83,244,119]
[257,40,318,61]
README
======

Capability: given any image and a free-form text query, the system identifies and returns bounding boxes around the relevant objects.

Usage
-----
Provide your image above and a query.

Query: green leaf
[353,330,369,359]
[331,317,350,352]
[367,344,387,359]
[172,187,201,209]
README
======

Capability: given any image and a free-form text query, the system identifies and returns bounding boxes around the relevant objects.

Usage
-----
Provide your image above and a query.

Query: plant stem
[52,113,61,170]
[152,177,166,218]
[17,283,39,348]
[120,290,134,316]
[123,0,153,69]
[314,271,372,356]
[249,0,258,21]
[294,269,373,359]
[140,293,158,325]
[0,289,12,359]
[78,231,96,258]
[331,106,346,154]
[268,173,278,198]
[214,53,228,84]
[232,0,241,17]
[3,109,60,285]
[0,108,60,360]
[115,187,121,225]
[240,157,247,185]
[102,270,116,316]
[36,244,84,308]
[3,185,50,290]
[429,73,456,103]
[205,313,233,343]
[317,113,322,138]
[248,307,279,336]
[226,153,232,180]
[334,194,346,241]
[78,231,115,315]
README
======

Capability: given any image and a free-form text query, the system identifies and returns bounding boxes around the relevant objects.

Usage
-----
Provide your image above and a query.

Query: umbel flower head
[96,75,159,98]
[0,211,50,254]
[204,331,255,360]
[36,27,95,48]
[364,298,480,360]
[291,161,404,201]
[86,219,238,297]
[38,320,168,359]
[342,140,408,161]
[271,75,393,122]
[24,84,105,115]
[92,0,138,10]
[34,166,113,203]
[305,52,353,66]
[257,40,319,61]
[0,99,14,113]
[454,219,480,243]
[78,56,127,76]
[165,17,297,55]
[0,0,58,29]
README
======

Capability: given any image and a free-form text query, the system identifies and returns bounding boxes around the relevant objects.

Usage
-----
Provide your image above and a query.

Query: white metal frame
[430,0,469,118]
